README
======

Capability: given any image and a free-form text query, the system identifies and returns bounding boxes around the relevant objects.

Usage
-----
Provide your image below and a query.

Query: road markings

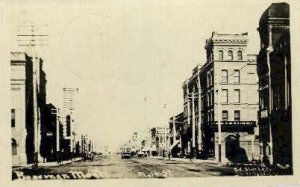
[128,160,153,172]
[126,160,171,178]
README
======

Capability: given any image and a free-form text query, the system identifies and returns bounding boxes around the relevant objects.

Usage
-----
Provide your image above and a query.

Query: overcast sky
[9,0,284,150]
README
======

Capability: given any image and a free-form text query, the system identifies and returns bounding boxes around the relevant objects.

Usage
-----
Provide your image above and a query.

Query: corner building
[257,3,291,167]
[10,52,47,165]
[200,32,260,163]
[11,52,28,165]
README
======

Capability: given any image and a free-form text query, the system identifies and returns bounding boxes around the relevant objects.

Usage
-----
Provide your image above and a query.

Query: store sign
[260,110,268,118]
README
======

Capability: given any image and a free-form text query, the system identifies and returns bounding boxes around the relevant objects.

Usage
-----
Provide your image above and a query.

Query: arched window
[12,138,17,155]
[237,50,243,60]
[228,50,233,60]
[218,50,224,60]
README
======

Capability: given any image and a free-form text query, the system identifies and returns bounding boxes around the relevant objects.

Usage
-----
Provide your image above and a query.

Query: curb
[12,158,83,170]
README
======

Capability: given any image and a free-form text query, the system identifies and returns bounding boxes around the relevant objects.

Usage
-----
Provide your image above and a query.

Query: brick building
[182,65,202,158]
[257,2,291,167]
[10,52,47,165]
[169,112,184,157]
[200,32,260,163]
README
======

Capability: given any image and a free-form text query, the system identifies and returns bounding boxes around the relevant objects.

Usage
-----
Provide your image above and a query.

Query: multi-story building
[10,52,47,165]
[182,65,203,158]
[11,52,28,165]
[257,3,291,167]
[169,112,184,157]
[199,32,260,163]
[40,103,63,161]
[149,127,169,156]
[62,87,79,157]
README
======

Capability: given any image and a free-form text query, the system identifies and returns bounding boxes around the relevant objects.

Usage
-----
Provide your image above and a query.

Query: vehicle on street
[136,151,147,158]
[121,146,132,159]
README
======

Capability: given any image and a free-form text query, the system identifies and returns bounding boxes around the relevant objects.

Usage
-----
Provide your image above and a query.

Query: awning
[169,140,180,150]
[150,145,157,151]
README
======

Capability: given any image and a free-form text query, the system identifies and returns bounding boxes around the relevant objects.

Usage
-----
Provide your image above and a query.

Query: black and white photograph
[1,0,299,185]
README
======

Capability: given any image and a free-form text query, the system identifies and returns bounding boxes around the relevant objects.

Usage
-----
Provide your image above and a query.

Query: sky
[8,0,285,151]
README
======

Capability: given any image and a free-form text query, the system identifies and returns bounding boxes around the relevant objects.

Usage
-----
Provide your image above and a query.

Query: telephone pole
[191,92,196,158]
[17,23,49,168]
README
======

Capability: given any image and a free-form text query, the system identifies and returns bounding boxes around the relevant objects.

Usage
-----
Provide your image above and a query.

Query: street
[12,155,235,180]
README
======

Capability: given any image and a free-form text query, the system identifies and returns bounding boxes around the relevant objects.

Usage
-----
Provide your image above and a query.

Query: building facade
[257,3,291,167]
[11,52,47,165]
[11,52,28,165]
[182,69,202,158]
[149,127,169,156]
[169,112,184,157]
[62,87,79,157]
[199,32,260,163]
[40,103,63,161]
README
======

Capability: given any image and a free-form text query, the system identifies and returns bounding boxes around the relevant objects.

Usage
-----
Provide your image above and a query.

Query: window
[237,50,243,60]
[12,139,17,155]
[207,72,211,87]
[207,92,210,106]
[221,89,228,103]
[222,111,228,121]
[11,109,15,127]
[211,92,214,105]
[219,50,224,60]
[234,89,241,103]
[234,110,240,121]
[209,72,213,86]
[221,70,228,83]
[228,50,233,60]
[233,70,240,83]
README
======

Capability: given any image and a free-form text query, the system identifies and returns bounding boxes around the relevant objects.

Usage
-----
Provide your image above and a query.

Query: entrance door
[225,135,238,161]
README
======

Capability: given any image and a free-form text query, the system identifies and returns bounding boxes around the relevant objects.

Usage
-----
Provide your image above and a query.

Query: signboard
[260,109,268,118]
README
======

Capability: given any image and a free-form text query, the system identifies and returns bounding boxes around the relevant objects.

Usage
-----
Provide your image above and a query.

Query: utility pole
[216,89,222,164]
[186,85,191,158]
[70,112,73,160]
[266,25,273,165]
[51,108,60,162]
[17,23,49,168]
[56,109,60,154]
[148,128,151,157]
[173,116,176,146]
[164,125,167,158]
[197,72,202,154]
[191,92,196,159]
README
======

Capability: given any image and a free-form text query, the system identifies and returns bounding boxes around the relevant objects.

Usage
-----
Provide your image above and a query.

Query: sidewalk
[12,157,83,169]
[150,156,236,175]
[150,156,217,165]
